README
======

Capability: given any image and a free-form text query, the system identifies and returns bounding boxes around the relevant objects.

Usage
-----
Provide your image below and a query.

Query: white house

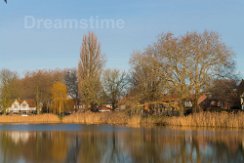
[7,99,36,114]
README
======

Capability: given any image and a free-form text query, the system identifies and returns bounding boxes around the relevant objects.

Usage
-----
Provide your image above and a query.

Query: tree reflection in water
[0,125,244,163]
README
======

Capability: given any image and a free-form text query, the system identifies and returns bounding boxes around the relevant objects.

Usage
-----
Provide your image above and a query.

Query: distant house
[238,79,244,96]
[142,95,193,115]
[198,92,240,110]
[198,94,230,110]
[197,79,242,111]
[161,95,193,109]
[238,80,244,110]
[7,99,36,114]
[98,106,111,112]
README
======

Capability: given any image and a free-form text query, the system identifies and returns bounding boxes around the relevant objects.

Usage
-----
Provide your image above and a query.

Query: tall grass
[2,112,244,129]
[166,112,244,128]
[0,114,60,123]
[62,112,129,125]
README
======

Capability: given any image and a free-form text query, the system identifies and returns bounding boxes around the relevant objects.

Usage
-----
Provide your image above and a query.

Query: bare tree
[78,32,104,111]
[20,70,65,113]
[102,69,129,110]
[0,69,17,114]
[130,50,166,103]
[156,32,235,112]
[0,69,66,114]
[130,31,235,114]
[65,69,79,110]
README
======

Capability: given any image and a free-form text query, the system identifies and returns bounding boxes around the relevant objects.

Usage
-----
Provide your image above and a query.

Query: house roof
[98,106,111,111]
[16,99,36,107]
[238,79,244,93]
[197,94,208,105]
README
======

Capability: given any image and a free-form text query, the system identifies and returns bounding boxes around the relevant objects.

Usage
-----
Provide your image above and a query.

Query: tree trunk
[178,101,185,116]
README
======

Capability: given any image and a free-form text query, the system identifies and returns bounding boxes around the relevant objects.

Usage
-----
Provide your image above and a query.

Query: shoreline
[1,112,244,129]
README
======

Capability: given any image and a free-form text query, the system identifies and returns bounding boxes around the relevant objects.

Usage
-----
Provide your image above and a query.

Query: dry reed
[1,112,244,129]
[166,112,244,128]
[0,114,60,123]
[63,112,129,125]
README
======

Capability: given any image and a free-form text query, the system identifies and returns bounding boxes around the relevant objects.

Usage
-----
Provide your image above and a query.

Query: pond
[0,124,243,163]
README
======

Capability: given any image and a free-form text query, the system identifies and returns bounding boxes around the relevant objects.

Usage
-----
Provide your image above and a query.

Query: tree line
[0,31,240,115]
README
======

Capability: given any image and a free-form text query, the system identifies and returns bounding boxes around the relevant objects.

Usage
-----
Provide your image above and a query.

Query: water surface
[0,124,244,163]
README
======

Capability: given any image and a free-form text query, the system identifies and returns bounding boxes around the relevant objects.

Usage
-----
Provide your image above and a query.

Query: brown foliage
[10,70,65,113]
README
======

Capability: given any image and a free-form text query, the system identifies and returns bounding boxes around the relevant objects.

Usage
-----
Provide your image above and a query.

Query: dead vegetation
[165,112,244,128]
[2,112,244,129]
[0,114,60,123]
[62,112,129,125]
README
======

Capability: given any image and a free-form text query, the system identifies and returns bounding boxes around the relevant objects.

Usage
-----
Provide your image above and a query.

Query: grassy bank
[1,112,244,129]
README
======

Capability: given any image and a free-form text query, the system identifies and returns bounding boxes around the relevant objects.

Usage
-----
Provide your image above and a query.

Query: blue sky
[0,0,244,76]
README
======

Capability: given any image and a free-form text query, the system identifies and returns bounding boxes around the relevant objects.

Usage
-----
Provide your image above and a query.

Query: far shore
[1,112,244,129]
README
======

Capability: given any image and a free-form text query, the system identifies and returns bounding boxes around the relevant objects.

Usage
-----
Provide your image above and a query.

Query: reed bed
[166,112,244,128]
[0,114,60,123]
[127,115,142,127]
[63,112,129,125]
[1,112,244,129]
